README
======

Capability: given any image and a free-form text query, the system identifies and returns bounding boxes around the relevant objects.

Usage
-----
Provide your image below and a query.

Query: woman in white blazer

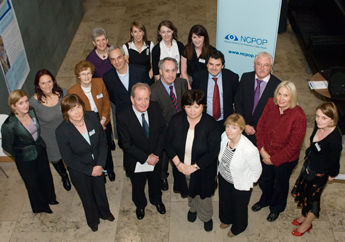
[218,114,262,237]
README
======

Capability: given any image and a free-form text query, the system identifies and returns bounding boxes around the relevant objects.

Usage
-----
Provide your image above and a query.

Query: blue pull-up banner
[216,0,282,78]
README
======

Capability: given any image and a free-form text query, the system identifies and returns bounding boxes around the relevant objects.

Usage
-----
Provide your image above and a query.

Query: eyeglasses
[256,63,271,69]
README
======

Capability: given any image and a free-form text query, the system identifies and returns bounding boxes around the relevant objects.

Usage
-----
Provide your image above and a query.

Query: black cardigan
[165,111,220,198]
[152,40,185,75]
[307,124,342,177]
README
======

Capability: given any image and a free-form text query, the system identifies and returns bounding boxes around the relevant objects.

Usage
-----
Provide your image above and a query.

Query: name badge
[96,93,103,99]
[32,118,37,124]
[315,142,321,152]
[146,48,149,55]
[199,58,205,63]
[89,129,95,136]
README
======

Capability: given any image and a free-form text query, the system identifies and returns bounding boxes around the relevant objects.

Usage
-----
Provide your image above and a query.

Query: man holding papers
[117,83,167,220]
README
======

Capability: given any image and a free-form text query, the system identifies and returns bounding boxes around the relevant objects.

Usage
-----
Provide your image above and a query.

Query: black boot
[53,160,71,191]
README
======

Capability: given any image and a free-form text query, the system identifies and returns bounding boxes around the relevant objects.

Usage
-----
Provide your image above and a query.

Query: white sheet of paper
[334,174,345,180]
[134,161,155,173]
[308,81,328,90]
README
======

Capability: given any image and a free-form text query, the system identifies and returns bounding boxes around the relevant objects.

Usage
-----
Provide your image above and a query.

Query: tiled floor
[1,0,345,241]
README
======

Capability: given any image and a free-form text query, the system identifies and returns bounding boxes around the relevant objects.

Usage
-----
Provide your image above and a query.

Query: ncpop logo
[225,34,268,46]
[225,34,239,41]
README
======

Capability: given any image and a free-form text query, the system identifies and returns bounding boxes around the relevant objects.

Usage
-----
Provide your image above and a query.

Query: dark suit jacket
[68,78,111,125]
[192,68,239,120]
[55,111,107,176]
[102,64,151,115]
[116,102,166,172]
[165,111,220,198]
[150,77,188,125]
[1,107,46,161]
[234,71,281,145]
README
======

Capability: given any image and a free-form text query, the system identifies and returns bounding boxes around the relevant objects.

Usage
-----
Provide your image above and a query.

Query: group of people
[1,20,343,238]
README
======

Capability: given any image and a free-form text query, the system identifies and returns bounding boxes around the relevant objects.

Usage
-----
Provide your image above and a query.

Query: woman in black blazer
[1,90,57,214]
[55,94,114,232]
[165,90,220,232]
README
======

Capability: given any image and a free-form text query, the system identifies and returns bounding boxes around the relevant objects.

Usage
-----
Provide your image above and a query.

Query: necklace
[96,48,108,59]
[72,121,85,127]
[81,83,92,93]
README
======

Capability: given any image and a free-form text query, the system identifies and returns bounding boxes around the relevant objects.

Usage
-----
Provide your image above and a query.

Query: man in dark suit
[117,83,167,220]
[103,45,151,116]
[150,57,188,191]
[192,49,239,132]
[234,52,281,221]
[234,52,281,146]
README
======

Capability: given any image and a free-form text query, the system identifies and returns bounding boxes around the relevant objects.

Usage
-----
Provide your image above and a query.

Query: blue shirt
[160,79,177,98]
[207,72,224,121]
[116,63,130,91]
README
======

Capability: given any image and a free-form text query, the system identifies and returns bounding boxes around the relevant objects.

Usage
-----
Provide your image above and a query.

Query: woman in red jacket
[251,81,307,222]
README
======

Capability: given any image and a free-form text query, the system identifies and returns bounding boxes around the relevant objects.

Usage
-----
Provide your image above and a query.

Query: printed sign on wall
[216,0,281,78]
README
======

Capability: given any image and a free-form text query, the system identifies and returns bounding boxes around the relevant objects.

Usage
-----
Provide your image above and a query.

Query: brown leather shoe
[91,225,98,232]
[220,223,229,229]
[107,213,115,222]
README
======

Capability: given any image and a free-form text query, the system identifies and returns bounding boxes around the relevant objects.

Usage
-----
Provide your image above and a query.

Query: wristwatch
[194,164,200,170]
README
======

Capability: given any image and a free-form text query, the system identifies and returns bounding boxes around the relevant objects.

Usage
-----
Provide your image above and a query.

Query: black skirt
[291,158,328,217]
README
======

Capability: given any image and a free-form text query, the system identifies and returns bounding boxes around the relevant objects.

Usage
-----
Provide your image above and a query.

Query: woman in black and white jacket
[218,113,262,238]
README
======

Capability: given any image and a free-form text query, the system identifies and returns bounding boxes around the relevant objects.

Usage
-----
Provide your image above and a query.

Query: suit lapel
[130,107,148,141]
[200,72,209,96]
[175,79,184,108]
[128,65,136,94]
[158,80,175,110]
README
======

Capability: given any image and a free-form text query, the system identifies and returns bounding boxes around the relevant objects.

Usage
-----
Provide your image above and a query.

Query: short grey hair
[158,57,178,70]
[108,45,125,55]
[254,52,273,66]
[91,27,108,42]
[131,83,151,98]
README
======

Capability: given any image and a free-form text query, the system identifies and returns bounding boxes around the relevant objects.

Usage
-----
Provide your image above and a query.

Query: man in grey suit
[150,57,188,191]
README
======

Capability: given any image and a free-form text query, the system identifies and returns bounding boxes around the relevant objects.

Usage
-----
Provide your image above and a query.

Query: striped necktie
[169,85,179,112]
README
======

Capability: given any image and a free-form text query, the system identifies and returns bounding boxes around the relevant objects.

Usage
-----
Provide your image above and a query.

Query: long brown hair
[184,25,211,60]
[156,20,178,43]
[128,21,151,46]
[34,69,63,103]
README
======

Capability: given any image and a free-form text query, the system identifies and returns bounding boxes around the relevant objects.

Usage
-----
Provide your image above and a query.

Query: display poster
[216,0,281,78]
[0,0,30,92]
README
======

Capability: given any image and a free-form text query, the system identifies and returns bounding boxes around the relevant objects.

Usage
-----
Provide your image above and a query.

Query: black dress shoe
[204,219,213,232]
[49,200,59,205]
[187,211,197,222]
[91,225,98,232]
[107,213,115,222]
[155,203,166,214]
[108,172,116,182]
[251,202,262,212]
[267,212,279,222]
[111,140,116,150]
[136,208,145,220]
[161,179,169,191]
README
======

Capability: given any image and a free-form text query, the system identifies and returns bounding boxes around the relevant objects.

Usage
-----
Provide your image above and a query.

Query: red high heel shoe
[292,218,302,226]
[291,224,312,236]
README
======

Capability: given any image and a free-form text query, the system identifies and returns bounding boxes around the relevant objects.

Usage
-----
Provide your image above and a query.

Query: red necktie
[212,77,220,120]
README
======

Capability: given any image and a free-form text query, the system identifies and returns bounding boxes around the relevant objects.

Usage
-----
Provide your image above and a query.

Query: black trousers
[258,159,298,213]
[161,151,169,179]
[104,121,114,174]
[129,162,162,209]
[219,175,251,235]
[69,168,111,228]
[15,148,56,213]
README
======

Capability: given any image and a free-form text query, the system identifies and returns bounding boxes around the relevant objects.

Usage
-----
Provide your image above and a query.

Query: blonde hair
[8,90,28,114]
[273,81,298,109]
[224,113,246,131]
